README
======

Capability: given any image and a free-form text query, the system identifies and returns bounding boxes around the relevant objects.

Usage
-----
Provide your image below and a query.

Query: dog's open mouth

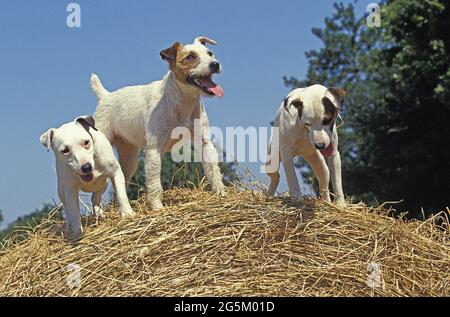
[79,173,94,183]
[320,143,334,158]
[187,75,224,97]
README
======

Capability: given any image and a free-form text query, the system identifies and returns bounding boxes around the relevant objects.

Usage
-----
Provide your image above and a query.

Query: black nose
[81,163,92,174]
[209,62,220,73]
[315,143,326,150]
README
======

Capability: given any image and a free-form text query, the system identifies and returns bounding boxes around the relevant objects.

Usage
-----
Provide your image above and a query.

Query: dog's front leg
[280,147,302,201]
[199,112,225,194]
[111,169,135,217]
[63,187,83,239]
[144,146,164,210]
[58,181,66,208]
[91,184,107,218]
[304,152,331,202]
[327,152,345,205]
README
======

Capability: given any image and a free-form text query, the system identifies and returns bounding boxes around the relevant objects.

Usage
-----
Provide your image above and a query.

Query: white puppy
[90,36,225,210]
[266,84,345,204]
[40,116,134,238]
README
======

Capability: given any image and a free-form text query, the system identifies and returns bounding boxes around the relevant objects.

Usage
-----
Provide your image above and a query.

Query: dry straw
[0,182,449,297]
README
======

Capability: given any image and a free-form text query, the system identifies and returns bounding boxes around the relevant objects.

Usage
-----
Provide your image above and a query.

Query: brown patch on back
[160,42,201,84]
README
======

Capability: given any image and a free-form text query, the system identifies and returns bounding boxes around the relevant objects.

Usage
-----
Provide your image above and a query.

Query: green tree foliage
[0,204,54,243]
[285,1,450,216]
[128,150,237,200]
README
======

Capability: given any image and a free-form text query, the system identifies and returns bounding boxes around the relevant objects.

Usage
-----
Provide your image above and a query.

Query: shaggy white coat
[91,37,225,209]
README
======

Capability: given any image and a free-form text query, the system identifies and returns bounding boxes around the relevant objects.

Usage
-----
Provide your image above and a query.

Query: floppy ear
[327,87,346,109]
[76,115,98,132]
[40,129,55,150]
[322,97,338,116]
[194,37,218,46]
[160,42,181,62]
[284,97,303,117]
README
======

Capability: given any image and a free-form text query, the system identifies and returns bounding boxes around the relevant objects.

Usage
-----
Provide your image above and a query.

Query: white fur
[91,37,225,210]
[266,84,345,204]
[40,116,134,239]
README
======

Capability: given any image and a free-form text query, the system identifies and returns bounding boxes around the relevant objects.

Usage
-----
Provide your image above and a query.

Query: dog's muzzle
[187,73,224,97]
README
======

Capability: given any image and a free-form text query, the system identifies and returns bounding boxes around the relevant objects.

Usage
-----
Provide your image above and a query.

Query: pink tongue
[197,78,224,97]
[320,143,334,158]
[208,85,224,97]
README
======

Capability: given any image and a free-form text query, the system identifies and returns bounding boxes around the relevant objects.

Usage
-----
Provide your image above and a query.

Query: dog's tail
[90,73,110,100]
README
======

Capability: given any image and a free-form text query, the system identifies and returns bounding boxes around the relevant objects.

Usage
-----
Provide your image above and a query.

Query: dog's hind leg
[143,146,164,210]
[280,147,302,201]
[115,139,141,184]
[265,136,281,196]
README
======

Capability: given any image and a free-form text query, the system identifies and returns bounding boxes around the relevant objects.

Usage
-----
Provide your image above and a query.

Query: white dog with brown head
[91,37,225,210]
[40,116,134,239]
[266,84,345,204]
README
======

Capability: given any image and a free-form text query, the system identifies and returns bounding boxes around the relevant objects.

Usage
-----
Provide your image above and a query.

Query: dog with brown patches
[90,37,225,210]
[266,84,346,205]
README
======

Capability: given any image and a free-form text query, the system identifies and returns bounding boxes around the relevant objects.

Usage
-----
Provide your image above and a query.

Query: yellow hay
[0,185,448,297]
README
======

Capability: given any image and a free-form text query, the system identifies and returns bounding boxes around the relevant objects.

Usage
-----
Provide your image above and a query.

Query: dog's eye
[207,51,214,57]
[84,140,90,147]
[323,118,332,125]
[186,54,196,61]
[61,147,70,154]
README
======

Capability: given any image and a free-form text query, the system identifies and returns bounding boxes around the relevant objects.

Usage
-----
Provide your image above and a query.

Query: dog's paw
[120,209,135,219]
[211,183,226,197]
[216,188,227,197]
[93,206,106,218]
[65,227,83,243]
[335,199,346,208]
[290,193,303,203]
[149,200,164,210]
[291,195,308,208]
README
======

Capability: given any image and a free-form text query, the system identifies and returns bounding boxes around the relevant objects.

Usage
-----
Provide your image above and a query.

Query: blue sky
[0,0,370,228]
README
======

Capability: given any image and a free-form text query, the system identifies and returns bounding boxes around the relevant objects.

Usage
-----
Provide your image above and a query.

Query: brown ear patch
[160,42,182,62]
[169,46,202,84]
[283,97,290,112]
[291,100,303,118]
[284,97,303,118]
[327,87,346,109]
[322,97,339,129]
